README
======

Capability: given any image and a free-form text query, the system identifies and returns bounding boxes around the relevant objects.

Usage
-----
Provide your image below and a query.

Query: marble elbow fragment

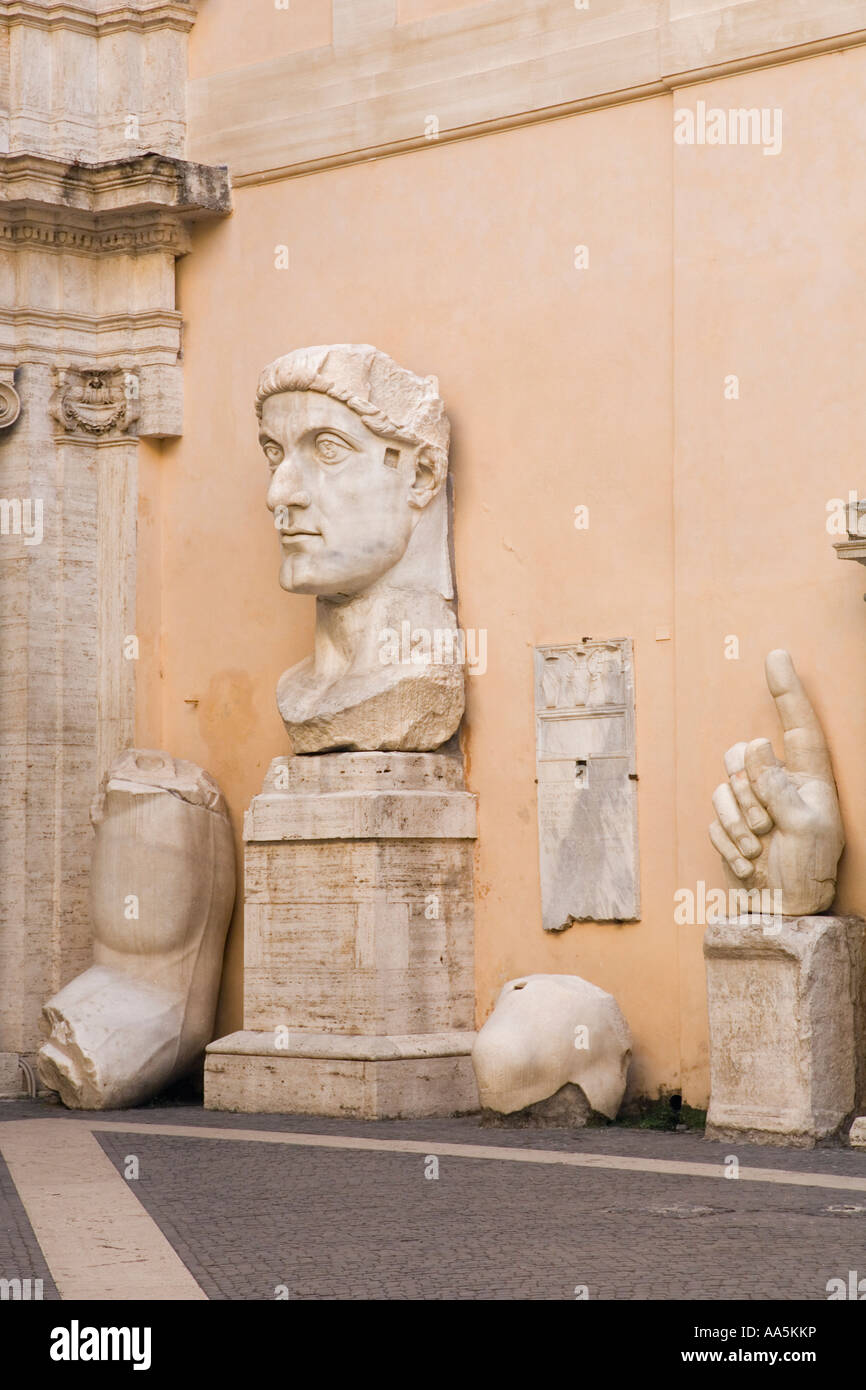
[37,750,236,1110]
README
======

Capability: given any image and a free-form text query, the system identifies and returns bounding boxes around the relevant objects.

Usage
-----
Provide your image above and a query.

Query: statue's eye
[262,441,283,467]
[315,432,352,464]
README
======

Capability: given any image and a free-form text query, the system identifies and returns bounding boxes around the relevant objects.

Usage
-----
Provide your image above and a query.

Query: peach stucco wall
[137,37,866,1104]
[188,0,331,78]
[397,0,492,20]
[671,54,866,1099]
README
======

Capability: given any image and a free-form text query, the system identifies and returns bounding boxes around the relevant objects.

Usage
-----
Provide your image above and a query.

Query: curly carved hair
[255,345,450,477]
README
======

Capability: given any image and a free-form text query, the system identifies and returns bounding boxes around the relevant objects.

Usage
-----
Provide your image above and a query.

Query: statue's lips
[280,530,321,545]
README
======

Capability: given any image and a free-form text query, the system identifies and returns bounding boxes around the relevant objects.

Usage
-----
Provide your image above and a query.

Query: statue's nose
[279,491,311,511]
[267,456,311,512]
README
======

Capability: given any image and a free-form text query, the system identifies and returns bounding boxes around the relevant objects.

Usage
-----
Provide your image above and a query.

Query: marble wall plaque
[534,639,639,930]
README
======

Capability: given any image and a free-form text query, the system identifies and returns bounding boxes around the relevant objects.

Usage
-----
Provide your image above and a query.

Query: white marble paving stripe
[0,1120,207,1300]
[88,1120,866,1194]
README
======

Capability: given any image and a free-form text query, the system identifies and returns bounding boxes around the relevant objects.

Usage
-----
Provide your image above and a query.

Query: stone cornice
[187,0,866,184]
[0,2,196,37]
[0,212,192,257]
[0,153,231,218]
[0,152,232,262]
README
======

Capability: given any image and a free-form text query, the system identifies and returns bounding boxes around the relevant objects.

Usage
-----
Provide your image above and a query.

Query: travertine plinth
[704,915,866,1147]
[205,752,479,1118]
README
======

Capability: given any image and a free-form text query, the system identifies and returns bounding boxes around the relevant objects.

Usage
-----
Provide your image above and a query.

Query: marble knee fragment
[37,750,236,1109]
[472,973,632,1119]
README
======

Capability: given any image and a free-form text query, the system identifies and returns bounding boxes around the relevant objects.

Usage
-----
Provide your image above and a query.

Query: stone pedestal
[205,752,479,1118]
[704,915,866,1147]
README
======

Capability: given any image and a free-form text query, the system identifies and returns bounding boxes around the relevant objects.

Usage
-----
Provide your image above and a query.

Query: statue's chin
[279,572,317,596]
[278,554,321,594]
[278,554,396,599]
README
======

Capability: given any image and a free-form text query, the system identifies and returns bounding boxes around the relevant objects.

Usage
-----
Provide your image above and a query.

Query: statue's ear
[408,446,445,510]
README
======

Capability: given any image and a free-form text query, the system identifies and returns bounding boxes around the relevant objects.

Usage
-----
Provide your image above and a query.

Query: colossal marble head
[257,345,464,754]
[256,344,451,599]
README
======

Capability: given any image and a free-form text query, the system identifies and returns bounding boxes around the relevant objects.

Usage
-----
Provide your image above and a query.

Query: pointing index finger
[765,649,832,780]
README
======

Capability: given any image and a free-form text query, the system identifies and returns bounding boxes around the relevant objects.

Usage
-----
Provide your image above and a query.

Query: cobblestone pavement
[2,1100,865,1301]
[0,1150,60,1300]
[5,1098,866,1174]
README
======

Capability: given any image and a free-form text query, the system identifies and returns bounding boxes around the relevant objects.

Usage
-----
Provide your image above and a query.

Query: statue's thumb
[744,738,805,831]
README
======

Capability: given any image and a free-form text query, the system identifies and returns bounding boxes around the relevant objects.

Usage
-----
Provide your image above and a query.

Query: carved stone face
[261,390,438,598]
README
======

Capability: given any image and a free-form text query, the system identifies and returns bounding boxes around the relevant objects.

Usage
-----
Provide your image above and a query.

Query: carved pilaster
[0,2,231,1091]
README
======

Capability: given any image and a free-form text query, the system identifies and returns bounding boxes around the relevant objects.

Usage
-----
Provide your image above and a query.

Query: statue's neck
[312,582,453,681]
[312,587,379,680]
[310,491,455,683]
